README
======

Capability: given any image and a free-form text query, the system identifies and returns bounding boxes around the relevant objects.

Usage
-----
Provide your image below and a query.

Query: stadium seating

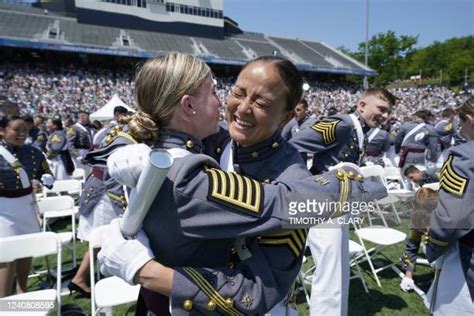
[196,36,248,60]
[302,41,363,69]
[127,29,194,53]
[270,36,334,67]
[235,38,283,58]
[0,11,51,39]
[0,3,371,73]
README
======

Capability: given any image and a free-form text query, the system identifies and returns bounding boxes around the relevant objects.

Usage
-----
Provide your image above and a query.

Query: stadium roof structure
[0,3,375,76]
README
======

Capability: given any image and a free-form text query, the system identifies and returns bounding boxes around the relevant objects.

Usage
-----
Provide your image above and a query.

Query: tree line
[340,31,473,87]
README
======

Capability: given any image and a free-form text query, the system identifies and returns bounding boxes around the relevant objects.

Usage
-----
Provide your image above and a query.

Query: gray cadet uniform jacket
[435,119,455,150]
[0,141,51,193]
[394,120,440,168]
[289,113,369,174]
[281,115,310,141]
[419,168,440,186]
[138,130,387,315]
[47,130,75,175]
[67,122,93,153]
[425,141,474,302]
[365,128,390,166]
[79,125,136,217]
[28,126,48,152]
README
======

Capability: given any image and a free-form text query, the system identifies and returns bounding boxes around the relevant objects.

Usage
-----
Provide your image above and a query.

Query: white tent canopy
[89,94,135,121]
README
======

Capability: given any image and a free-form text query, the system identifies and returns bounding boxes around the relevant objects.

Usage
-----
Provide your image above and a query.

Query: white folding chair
[37,196,78,270]
[382,156,394,168]
[89,226,140,316]
[42,179,82,199]
[351,217,406,287]
[348,239,369,293]
[71,168,86,184]
[0,232,62,316]
[360,165,402,224]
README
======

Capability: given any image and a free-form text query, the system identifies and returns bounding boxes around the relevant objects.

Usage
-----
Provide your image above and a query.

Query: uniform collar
[233,130,283,163]
[157,130,204,154]
[354,111,371,134]
[297,114,310,126]
[0,140,20,154]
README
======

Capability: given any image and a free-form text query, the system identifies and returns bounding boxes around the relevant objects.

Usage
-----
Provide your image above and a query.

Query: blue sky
[224,0,473,51]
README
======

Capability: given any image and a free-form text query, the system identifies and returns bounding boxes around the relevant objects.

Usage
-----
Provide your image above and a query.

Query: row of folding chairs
[297,164,418,305]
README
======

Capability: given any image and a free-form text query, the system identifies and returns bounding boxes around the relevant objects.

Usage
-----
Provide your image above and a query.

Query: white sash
[220,141,234,172]
[0,145,30,188]
[219,141,252,260]
[368,127,381,143]
[402,122,425,145]
[349,114,364,150]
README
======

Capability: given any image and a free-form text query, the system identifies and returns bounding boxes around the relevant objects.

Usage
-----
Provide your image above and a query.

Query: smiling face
[358,95,392,128]
[226,62,293,147]
[1,119,28,146]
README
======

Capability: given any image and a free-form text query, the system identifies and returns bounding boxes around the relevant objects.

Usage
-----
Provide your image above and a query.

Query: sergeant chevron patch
[439,155,468,197]
[311,120,339,144]
[258,229,308,257]
[51,134,62,143]
[206,168,263,216]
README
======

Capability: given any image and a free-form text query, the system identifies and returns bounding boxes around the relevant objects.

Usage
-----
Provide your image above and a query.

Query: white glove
[107,143,151,188]
[329,162,362,174]
[400,276,415,292]
[97,218,154,285]
[41,174,54,189]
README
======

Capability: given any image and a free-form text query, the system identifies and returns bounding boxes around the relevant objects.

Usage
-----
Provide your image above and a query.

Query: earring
[192,110,196,115]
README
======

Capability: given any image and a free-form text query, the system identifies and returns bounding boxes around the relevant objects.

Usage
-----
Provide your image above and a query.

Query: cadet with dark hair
[0,114,53,297]
[46,117,75,180]
[404,165,439,187]
[98,53,386,315]
[395,109,440,169]
[281,98,310,140]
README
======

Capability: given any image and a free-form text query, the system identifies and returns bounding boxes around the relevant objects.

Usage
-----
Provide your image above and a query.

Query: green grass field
[28,208,432,315]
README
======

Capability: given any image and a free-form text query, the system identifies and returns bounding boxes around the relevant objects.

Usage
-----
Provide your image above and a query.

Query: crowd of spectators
[1,61,470,122]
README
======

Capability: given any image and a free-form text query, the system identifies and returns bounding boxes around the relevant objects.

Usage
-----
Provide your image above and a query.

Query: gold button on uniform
[356,174,364,182]
[186,140,194,149]
[183,299,193,311]
[207,300,217,311]
[271,142,279,149]
[225,298,234,308]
